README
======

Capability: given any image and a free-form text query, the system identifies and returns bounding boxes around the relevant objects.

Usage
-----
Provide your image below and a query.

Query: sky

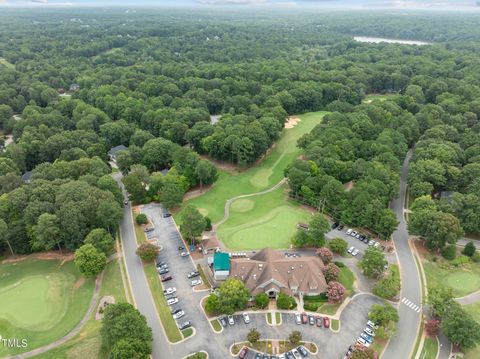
[0,0,478,8]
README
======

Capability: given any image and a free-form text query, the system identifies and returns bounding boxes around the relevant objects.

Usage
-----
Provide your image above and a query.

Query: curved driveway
[382,150,423,359]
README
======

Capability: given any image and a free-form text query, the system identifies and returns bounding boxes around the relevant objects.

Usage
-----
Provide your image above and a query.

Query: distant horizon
[1,0,480,10]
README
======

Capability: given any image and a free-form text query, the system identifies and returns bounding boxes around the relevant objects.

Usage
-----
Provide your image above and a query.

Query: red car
[161,275,173,282]
[239,346,249,359]
[301,313,308,324]
[316,316,322,327]
[323,317,330,328]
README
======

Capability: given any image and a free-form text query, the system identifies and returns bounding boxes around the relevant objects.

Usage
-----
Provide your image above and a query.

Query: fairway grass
[0,259,95,356]
[175,111,327,225]
[217,186,312,250]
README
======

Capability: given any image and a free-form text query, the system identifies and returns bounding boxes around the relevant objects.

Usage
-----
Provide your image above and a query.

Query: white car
[357,337,370,347]
[164,287,176,295]
[368,239,375,246]
[292,349,302,359]
[279,355,286,359]
[242,312,250,324]
[228,315,235,325]
[295,313,302,325]
[364,327,376,336]
[367,320,378,329]
[191,279,202,286]
[173,310,185,319]
[374,241,380,248]
[351,230,357,237]
[346,228,353,235]
[167,298,179,306]
[180,251,189,257]
[347,246,355,254]
[352,248,360,256]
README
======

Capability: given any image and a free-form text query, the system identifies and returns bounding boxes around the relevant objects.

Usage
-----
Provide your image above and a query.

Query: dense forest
[1,9,480,255]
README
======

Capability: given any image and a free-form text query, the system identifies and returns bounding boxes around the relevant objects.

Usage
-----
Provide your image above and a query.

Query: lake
[354,36,430,46]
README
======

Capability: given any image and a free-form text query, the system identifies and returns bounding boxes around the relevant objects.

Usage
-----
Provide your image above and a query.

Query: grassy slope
[32,258,127,359]
[0,259,94,357]
[420,336,438,359]
[175,111,327,225]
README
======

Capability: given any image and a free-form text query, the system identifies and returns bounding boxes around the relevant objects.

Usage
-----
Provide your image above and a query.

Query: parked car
[368,239,375,246]
[157,267,169,275]
[243,312,250,324]
[162,213,172,218]
[295,313,302,325]
[180,251,189,257]
[346,228,353,235]
[262,354,269,359]
[337,224,344,231]
[331,222,339,229]
[124,200,129,206]
[239,347,249,359]
[315,316,322,327]
[171,308,182,315]
[228,315,235,325]
[352,249,360,256]
[161,275,172,282]
[347,246,355,254]
[191,279,202,286]
[271,356,278,359]
[323,317,330,328]
[173,310,185,319]
[355,233,361,239]
[156,260,166,267]
[167,298,178,306]
[219,316,227,327]
[292,349,302,359]
[255,354,262,359]
[308,314,315,325]
[163,287,176,295]
[157,263,168,270]
[187,271,200,278]
[178,321,191,330]
[367,320,378,329]
[360,332,373,343]
[359,235,365,241]
[363,237,370,244]
[357,337,370,347]
[178,245,185,250]
[279,354,286,359]
[286,352,295,359]
[374,241,380,248]
[350,230,357,237]
[301,313,308,324]
[297,345,309,357]
[364,327,376,336]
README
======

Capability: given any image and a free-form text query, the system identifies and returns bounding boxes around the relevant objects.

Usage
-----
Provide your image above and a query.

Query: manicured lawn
[217,186,312,250]
[197,264,212,288]
[266,312,272,324]
[0,259,95,357]
[175,111,327,225]
[464,301,480,324]
[210,319,222,332]
[331,319,340,331]
[464,346,480,359]
[30,258,127,359]
[338,266,355,294]
[186,352,207,359]
[362,94,394,103]
[182,327,193,338]
[275,312,281,324]
[423,261,480,297]
[420,336,438,359]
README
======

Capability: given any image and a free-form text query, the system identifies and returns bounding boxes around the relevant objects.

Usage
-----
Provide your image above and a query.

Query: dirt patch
[183,185,214,201]
[285,116,301,129]
[73,277,86,290]
[1,251,74,264]
[413,238,429,258]
[95,295,115,320]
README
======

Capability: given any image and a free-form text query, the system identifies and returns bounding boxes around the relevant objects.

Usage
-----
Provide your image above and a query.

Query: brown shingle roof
[230,248,328,296]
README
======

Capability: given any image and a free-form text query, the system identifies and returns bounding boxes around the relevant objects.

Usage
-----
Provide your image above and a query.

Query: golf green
[176,111,326,225]
[230,199,255,213]
[0,259,95,356]
[217,186,313,250]
[446,272,480,293]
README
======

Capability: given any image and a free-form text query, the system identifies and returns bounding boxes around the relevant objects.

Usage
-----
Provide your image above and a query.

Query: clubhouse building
[228,248,328,298]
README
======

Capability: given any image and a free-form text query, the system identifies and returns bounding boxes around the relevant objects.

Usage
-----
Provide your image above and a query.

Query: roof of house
[214,252,230,272]
[229,247,328,296]
[343,180,355,192]
[202,236,221,250]
[21,171,33,182]
[108,145,128,156]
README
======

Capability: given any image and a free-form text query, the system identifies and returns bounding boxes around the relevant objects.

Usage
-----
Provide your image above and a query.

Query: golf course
[0,258,95,356]
[176,111,326,250]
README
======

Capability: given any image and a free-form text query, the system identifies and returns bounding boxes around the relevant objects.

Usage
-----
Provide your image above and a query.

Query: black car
[171,308,182,315]
[331,222,339,229]
[157,268,169,275]
[286,352,295,359]
[337,224,344,230]
[363,237,370,243]
[178,245,185,251]
[179,321,191,330]
[162,213,172,218]
[359,235,365,241]
[156,260,166,267]
[298,346,308,357]
[219,316,227,327]
[262,354,269,359]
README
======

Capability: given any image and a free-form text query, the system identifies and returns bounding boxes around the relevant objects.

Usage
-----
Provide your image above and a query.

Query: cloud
[30,0,48,3]
[198,0,267,4]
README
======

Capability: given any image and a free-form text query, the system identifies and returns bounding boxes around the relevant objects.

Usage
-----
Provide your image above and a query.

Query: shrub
[441,245,457,260]
[316,247,334,264]
[247,328,260,344]
[450,255,470,267]
[303,303,319,312]
[462,241,476,257]
[322,263,340,283]
[326,281,346,304]
[334,261,346,268]
[425,319,441,337]
[329,238,348,255]
[136,213,148,225]
[205,294,219,315]
[276,293,297,310]
[255,293,269,309]
[372,266,401,300]
[205,217,212,231]
[136,242,160,261]
[289,330,302,345]
[472,252,480,263]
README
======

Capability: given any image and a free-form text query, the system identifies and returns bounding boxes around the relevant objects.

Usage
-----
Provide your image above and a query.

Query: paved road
[382,150,423,359]
[113,174,174,359]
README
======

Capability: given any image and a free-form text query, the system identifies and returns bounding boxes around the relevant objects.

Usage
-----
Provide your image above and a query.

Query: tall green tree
[359,247,387,278]
[74,244,106,277]
[179,205,206,243]
[31,213,62,252]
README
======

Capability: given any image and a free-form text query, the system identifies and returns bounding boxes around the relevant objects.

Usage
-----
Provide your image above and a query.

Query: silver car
[352,248,360,256]
[347,246,355,254]
[173,310,185,319]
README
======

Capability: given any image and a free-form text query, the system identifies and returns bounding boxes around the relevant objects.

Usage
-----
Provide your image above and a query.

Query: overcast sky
[0,0,478,9]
